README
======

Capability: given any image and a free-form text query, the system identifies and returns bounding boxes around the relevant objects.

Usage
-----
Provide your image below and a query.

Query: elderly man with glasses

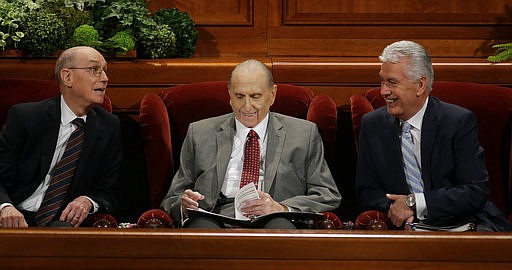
[0,46,121,228]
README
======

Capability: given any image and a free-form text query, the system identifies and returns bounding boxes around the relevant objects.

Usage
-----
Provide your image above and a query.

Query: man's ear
[416,77,427,96]
[61,69,73,88]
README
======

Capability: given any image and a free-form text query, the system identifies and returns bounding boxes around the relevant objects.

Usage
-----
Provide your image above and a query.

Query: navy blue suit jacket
[356,96,509,230]
[0,96,121,214]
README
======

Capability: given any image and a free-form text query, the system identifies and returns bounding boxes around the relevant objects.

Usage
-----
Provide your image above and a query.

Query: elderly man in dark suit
[356,40,511,231]
[0,46,121,228]
[161,59,341,228]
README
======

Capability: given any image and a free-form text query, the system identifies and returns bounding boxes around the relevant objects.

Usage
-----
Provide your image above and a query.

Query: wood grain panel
[1,229,511,270]
[284,0,512,25]
[147,0,253,26]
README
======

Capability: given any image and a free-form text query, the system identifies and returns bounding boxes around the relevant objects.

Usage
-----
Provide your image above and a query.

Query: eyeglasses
[67,66,109,77]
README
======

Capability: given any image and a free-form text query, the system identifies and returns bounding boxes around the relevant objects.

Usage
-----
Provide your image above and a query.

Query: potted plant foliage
[0,0,198,59]
[488,42,512,63]
[0,0,26,55]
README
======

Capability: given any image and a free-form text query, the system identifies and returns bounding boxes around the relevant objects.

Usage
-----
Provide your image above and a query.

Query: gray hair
[379,40,434,92]
[228,59,274,90]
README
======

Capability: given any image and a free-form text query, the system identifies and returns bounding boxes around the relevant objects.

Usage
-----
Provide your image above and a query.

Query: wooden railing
[1,228,511,270]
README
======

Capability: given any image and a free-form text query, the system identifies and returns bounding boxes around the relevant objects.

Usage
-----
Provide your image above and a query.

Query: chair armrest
[82,213,118,228]
[315,211,344,229]
[137,209,174,228]
[355,210,390,230]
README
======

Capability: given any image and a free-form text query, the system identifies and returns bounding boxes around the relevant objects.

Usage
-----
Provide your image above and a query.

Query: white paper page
[234,182,260,220]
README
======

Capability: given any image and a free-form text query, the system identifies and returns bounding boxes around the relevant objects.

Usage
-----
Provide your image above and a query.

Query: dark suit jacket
[356,96,510,231]
[0,96,121,214]
[161,112,341,224]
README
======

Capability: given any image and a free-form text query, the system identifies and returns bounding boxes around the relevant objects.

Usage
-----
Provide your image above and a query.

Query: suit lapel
[39,98,61,180]
[386,113,410,193]
[215,115,236,194]
[420,96,439,191]
[264,113,284,192]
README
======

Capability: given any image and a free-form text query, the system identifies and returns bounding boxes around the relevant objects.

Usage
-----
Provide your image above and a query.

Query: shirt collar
[60,95,87,125]
[235,113,269,141]
[404,97,429,131]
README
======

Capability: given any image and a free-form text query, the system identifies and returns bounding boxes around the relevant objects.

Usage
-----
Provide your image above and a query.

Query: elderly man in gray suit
[161,59,341,229]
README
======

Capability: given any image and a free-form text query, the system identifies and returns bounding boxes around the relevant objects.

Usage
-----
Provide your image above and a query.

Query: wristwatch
[405,194,416,210]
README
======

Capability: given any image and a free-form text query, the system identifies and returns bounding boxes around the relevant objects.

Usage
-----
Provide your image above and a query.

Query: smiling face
[228,65,276,128]
[58,46,108,116]
[379,59,427,121]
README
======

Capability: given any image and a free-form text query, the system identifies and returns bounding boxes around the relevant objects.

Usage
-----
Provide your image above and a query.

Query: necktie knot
[248,129,258,139]
[401,121,411,132]
[401,122,412,140]
[72,118,85,129]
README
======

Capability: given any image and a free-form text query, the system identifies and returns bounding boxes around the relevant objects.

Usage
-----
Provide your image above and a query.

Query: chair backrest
[350,81,512,216]
[139,81,337,209]
[0,78,113,128]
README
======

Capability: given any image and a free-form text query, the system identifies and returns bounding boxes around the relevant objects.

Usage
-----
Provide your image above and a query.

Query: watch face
[406,195,415,207]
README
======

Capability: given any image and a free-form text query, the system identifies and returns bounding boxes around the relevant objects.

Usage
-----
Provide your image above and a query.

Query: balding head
[228,59,274,91]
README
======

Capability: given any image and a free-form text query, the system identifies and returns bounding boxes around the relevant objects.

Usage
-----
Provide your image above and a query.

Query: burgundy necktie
[34,118,85,226]
[239,129,260,189]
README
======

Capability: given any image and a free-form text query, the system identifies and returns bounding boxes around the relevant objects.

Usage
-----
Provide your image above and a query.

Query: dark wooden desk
[1,228,511,270]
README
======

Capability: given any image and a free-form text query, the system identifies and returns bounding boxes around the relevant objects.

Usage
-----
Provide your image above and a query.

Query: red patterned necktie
[34,118,85,226]
[239,129,260,189]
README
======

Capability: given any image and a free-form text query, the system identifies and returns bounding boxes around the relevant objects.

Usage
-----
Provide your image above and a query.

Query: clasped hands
[0,196,92,228]
[181,189,286,218]
[386,193,415,230]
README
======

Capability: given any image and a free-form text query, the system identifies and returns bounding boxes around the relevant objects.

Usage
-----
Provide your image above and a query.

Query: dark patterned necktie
[239,129,260,189]
[34,118,85,226]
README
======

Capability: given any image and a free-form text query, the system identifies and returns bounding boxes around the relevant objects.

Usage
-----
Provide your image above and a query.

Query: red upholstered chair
[138,81,339,228]
[0,78,116,227]
[350,81,512,225]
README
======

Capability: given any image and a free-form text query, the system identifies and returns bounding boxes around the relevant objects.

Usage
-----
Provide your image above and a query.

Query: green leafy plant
[153,8,198,57]
[0,0,26,50]
[487,43,512,63]
[102,30,136,55]
[19,9,66,57]
[72,24,102,48]
[1,0,197,58]
[137,24,176,59]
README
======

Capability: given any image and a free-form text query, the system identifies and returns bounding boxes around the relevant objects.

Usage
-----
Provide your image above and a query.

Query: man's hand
[386,194,415,228]
[60,196,92,227]
[240,191,287,217]
[0,206,28,228]
[181,189,205,218]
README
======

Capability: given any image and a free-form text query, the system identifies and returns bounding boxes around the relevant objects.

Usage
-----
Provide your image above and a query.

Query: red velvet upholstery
[0,78,116,227]
[350,81,512,220]
[139,81,338,210]
[137,209,174,228]
[82,213,118,228]
[355,210,389,230]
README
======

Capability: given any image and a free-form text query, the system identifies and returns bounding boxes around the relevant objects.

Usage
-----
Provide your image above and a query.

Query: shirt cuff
[83,196,99,214]
[415,192,428,220]
[0,203,14,213]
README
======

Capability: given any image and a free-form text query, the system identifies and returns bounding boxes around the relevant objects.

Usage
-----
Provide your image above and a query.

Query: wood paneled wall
[1,0,511,110]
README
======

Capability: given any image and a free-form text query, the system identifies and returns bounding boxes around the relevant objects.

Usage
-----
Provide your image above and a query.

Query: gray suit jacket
[161,112,341,223]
